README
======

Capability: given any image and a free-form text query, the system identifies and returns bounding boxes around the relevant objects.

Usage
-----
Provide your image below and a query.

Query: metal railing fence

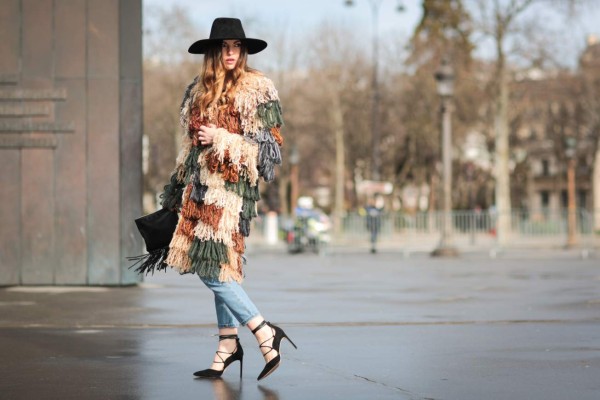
[249,209,599,251]
[336,208,598,250]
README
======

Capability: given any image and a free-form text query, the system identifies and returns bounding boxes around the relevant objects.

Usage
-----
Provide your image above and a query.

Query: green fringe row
[189,238,229,264]
[241,197,258,220]
[224,179,261,201]
[183,145,204,184]
[188,238,229,279]
[190,259,222,280]
[257,101,284,129]
[160,172,185,210]
[159,144,206,210]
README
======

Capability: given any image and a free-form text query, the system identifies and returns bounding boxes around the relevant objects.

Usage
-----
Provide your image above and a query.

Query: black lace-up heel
[252,320,297,381]
[193,334,244,379]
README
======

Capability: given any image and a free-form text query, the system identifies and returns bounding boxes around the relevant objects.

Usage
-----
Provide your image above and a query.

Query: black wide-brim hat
[189,17,267,55]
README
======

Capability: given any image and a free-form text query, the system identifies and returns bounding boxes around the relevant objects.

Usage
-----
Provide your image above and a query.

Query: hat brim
[188,38,268,55]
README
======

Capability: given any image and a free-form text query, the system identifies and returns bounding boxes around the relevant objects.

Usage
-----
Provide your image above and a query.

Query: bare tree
[469,0,583,244]
[301,23,366,233]
[578,38,600,228]
[401,0,477,213]
[143,6,199,211]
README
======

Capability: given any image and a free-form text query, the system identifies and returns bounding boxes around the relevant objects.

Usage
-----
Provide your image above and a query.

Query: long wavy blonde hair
[193,42,253,118]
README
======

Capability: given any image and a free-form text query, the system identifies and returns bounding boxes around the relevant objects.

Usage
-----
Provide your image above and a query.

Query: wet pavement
[1,249,599,399]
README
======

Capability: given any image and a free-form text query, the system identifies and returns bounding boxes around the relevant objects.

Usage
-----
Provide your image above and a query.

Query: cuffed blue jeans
[199,277,261,329]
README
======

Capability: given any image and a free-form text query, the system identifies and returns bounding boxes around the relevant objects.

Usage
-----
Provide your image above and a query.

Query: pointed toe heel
[252,321,297,381]
[193,334,244,379]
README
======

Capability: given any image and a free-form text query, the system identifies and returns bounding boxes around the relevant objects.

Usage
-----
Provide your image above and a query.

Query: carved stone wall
[0,0,142,285]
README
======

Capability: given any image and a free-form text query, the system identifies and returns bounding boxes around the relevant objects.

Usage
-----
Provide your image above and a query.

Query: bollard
[265,212,279,245]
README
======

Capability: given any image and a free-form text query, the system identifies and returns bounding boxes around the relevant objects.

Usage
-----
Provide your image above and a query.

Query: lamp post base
[431,246,459,257]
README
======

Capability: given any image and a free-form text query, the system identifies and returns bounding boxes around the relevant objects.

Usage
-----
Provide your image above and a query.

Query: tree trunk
[494,37,512,245]
[279,175,290,216]
[594,147,600,231]
[332,94,346,236]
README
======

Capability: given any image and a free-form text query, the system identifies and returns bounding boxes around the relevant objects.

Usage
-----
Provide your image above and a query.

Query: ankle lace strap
[218,334,239,341]
[251,320,268,335]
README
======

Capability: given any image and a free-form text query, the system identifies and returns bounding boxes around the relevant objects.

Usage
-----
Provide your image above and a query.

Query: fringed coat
[160,72,284,283]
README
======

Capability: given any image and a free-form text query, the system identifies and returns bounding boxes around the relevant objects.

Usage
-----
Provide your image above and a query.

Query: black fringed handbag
[128,208,178,275]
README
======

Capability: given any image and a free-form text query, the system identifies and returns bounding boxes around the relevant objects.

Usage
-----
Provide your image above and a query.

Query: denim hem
[240,312,261,327]
[199,275,260,329]
[218,323,240,329]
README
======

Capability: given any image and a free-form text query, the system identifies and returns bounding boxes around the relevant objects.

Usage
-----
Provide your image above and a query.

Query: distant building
[509,36,599,225]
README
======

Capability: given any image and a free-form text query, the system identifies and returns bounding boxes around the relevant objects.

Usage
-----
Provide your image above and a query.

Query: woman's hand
[198,124,218,146]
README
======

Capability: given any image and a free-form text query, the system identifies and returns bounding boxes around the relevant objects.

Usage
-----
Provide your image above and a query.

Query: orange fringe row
[232,232,245,254]
[271,126,284,146]
[216,104,243,134]
[205,151,240,183]
[178,218,197,237]
[197,203,225,230]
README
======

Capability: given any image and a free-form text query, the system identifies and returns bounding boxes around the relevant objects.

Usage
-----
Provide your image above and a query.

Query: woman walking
[159,17,295,381]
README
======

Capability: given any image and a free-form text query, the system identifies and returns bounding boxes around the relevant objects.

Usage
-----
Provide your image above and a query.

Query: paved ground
[1,248,599,400]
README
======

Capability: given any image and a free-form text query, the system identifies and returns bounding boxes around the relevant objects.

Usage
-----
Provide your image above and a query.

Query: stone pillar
[0,0,142,285]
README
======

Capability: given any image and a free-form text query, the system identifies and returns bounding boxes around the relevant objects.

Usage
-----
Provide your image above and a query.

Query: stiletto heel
[284,335,297,349]
[252,320,297,381]
[193,334,244,379]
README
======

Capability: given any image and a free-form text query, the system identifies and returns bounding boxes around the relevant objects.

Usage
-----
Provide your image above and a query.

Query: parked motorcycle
[286,207,331,254]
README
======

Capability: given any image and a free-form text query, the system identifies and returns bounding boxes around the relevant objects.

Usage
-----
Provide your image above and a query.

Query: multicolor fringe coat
[160,72,283,283]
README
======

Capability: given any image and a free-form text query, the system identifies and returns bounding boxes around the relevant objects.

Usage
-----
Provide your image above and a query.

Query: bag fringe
[127,247,170,275]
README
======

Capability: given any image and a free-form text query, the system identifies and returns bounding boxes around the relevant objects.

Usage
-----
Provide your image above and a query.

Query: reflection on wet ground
[1,251,599,399]
[192,379,280,400]
[200,379,243,400]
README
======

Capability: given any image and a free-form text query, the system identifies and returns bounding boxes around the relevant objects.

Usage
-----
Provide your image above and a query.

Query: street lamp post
[432,58,459,257]
[344,0,404,181]
[565,137,577,248]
